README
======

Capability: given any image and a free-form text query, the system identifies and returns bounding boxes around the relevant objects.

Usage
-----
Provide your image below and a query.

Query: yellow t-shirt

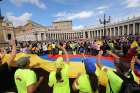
[14,69,37,93]
[131,41,138,49]
[95,66,108,87]
[48,64,70,93]
[48,45,52,51]
[106,70,139,93]
[77,74,97,93]
[106,70,123,93]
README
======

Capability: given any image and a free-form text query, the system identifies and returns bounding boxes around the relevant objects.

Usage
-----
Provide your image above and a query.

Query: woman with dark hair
[97,50,139,93]
[48,45,70,93]
[72,56,99,93]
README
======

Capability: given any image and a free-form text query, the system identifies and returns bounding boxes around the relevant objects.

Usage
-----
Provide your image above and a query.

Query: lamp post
[99,14,111,39]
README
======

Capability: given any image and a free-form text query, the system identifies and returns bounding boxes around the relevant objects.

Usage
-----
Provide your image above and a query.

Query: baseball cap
[83,58,96,74]
[16,57,30,68]
[55,57,64,68]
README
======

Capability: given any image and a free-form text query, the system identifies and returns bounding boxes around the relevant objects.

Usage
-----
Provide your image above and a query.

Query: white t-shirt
[43,45,47,51]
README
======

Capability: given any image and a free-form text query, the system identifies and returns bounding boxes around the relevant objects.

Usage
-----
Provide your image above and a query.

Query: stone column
[90,31,92,39]
[65,33,67,40]
[68,33,69,40]
[99,29,102,38]
[89,31,91,39]
[69,33,71,39]
[60,33,62,40]
[53,33,55,40]
[46,33,49,40]
[50,33,53,40]
[73,33,75,39]
[92,31,94,38]
[95,31,97,38]
[47,33,48,40]
[64,33,65,40]
[55,33,57,40]
[69,33,70,40]
[114,27,116,37]
[96,30,98,38]
[92,31,94,39]
[83,31,86,39]
[139,23,140,35]
[122,26,124,36]
[44,33,46,40]
[53,33,54,40]
[117,26,119,36]
[111,28,113,37]
[58,33,60,40]
[94,31,95,38]
[67,33,68,40]
[88,31,90,39]
[127,24,130,35]
[105,29,107,37]
[96,30,99,38]
[49,33,50,40]
[113,28,115,37]
[108,28,111,37]
[102,29,104,37]
[114,27,117,37]
[112,28,115,37]
[133,23,135,35]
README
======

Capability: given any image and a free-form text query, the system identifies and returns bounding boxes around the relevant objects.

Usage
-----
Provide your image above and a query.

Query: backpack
[115,71,140,93]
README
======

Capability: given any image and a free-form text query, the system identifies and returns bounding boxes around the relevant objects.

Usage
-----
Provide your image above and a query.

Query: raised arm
[106,50,120,60]
[7,39,17,66]
[57,44,69,63]
[130,56,137,71]
[27,76,44,93]
[96,50,104,69]
[0,49,6,59]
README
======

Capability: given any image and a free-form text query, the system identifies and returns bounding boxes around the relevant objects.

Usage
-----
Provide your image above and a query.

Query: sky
[1,0,140,29]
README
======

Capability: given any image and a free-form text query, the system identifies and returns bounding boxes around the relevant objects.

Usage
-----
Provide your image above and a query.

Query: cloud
[55,11,94,21]
[124,0,140,8]
[10,0,46,9]
[96,6,109,10]
[98,10,104,14]
[73,25,84,30]
[111,12,140,24]
[6,12,32,27]
[51,0,80,4]
[95,5,110,15]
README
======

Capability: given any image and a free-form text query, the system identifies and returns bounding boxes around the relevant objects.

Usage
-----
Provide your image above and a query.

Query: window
[7,34,11,40]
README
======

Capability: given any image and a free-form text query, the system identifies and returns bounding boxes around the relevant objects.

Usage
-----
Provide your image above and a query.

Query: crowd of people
[0,36,140,93]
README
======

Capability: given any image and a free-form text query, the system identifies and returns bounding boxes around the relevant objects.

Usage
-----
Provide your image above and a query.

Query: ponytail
[56,68,63,82]
[88,73,99,92]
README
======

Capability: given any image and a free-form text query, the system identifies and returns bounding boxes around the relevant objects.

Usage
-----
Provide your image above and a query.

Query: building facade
[2,16,140,42]
[52,20,72,31]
